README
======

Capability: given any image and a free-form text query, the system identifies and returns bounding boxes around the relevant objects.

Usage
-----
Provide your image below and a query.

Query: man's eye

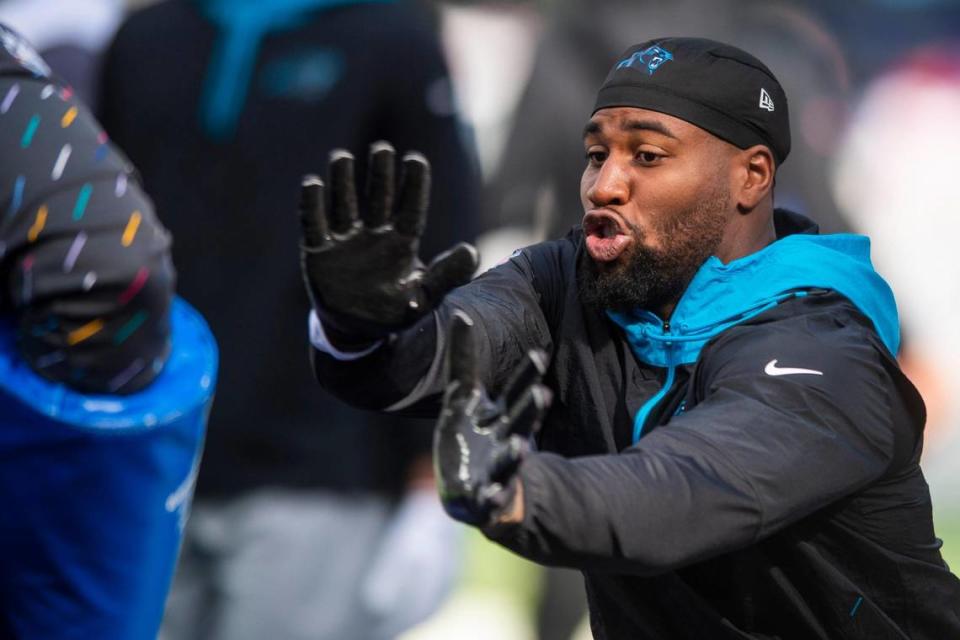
[586,151,606,165]
[637,151,660,164]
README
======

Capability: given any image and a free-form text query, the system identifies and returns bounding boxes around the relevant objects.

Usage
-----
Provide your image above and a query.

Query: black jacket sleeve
[488,309,914,575]
[0,27,174,394]
[311,239,560,416]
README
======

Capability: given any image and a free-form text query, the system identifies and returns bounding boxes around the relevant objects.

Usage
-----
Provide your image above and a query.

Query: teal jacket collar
[608,219,900,368]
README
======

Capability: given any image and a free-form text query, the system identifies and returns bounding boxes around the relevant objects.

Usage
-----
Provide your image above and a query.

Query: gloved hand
[434,310,552,527]
[298,142,479,347]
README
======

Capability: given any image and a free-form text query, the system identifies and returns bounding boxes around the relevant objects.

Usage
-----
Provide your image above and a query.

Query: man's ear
[735,145,775,214]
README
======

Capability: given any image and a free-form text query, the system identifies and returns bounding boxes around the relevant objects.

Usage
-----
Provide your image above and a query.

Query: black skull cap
[593,37,791,164]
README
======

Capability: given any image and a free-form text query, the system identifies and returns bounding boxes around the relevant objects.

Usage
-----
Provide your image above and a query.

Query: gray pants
[160,490,395,640]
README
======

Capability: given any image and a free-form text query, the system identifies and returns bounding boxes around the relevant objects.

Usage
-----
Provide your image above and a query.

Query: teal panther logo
[616,45,673,76]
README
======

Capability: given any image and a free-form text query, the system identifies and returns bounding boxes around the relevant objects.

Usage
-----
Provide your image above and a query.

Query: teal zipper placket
[631,319,677,444]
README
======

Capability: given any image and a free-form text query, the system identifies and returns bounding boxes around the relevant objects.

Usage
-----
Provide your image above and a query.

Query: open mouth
[582,211,632,262]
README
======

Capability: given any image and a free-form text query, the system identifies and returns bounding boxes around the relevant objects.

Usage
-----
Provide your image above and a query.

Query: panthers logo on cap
[616,45,673,76]
[1,24,51,78]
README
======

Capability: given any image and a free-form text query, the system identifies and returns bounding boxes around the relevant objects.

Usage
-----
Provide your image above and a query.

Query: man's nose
[587,159,629,207]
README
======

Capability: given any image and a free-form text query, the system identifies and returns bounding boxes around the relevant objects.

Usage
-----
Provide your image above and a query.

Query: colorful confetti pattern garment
[0,27,174,394]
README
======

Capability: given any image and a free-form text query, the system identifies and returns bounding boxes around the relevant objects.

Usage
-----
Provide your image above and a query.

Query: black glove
[434,310,552,526]
[299,141,479,347]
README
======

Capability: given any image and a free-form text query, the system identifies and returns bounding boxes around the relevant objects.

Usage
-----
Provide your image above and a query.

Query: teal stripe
[114,310,148,345]
[20,114,40,148]
[7,174,25,217]
[849,596,863,617]
[72,183,93,220]
[633,364,676,443]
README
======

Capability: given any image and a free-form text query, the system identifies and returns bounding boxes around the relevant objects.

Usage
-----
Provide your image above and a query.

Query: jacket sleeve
[310,242,559,417]
[487,312,915,575]
[0,31,174,394]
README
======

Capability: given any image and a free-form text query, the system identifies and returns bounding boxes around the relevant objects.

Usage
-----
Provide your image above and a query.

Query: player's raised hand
[434,311,552,526]
[299,142,479,345]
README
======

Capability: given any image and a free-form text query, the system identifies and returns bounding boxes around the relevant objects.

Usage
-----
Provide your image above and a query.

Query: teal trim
[676,234,898,356]
[849,596,863,617]
[634,363,675,443]
[609,229,900,438]
[258,49,344,100]
[195,0,394,140]
[610,233,899,370]
[611,293,798,369]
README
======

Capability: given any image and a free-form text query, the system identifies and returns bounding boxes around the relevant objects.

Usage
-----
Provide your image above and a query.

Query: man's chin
[578,241,687,314]
[588,254,625,274]
[578,252,643,312]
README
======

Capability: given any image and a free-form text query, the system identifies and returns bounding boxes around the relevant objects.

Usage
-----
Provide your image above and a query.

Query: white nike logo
[764,359,823,377]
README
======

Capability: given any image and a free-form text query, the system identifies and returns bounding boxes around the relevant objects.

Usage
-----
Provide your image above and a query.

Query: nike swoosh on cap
[764,359,823,377]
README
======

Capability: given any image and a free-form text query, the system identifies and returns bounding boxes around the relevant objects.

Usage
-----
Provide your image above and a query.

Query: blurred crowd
[1,0,958,638]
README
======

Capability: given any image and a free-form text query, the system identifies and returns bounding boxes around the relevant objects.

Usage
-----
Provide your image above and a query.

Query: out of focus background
[2,0,958,638]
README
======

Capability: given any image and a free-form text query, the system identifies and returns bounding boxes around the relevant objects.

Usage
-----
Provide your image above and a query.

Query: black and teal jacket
[314,209,960,639]
[606,213,900,445]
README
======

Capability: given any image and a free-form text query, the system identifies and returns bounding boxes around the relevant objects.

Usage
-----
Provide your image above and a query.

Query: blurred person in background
[0,23,215,639]
[98,1,480,639]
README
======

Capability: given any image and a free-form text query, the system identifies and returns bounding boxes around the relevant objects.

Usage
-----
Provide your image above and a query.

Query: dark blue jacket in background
[99,0,481,498]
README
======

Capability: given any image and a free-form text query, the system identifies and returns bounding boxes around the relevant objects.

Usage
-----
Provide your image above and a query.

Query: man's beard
[577,186,729,314]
